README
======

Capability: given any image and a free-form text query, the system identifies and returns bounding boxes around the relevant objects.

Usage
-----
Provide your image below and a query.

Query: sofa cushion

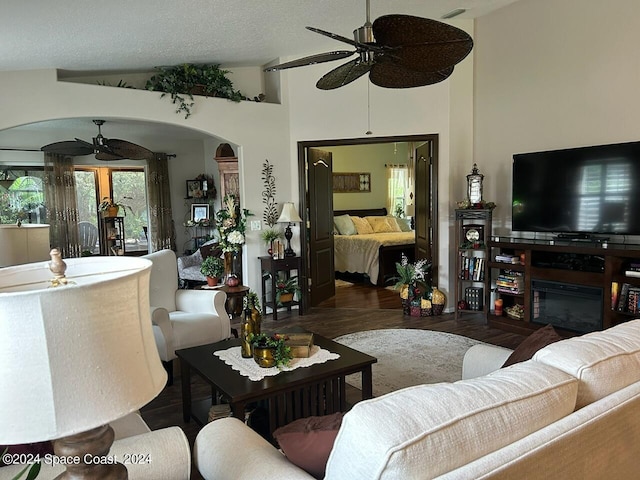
[502,324,562,367]
[272,412,344,479]
[325,361,577,479]
[533,319,640,408]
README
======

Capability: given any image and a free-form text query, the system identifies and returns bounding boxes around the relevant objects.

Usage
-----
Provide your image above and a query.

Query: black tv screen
[512,141,640,235]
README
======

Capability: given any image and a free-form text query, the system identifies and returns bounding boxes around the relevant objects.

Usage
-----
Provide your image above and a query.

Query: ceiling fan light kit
[264,0,473,90]
[41,119,155,161]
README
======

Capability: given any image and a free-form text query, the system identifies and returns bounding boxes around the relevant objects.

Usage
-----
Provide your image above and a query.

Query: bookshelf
[454,209,492,320]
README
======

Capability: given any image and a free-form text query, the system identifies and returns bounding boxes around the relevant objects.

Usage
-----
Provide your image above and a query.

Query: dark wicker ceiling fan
[264,0,473,90]
[41,119,155,161]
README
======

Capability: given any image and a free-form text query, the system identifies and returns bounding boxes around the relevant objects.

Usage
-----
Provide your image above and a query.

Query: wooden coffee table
[176,331,376,434]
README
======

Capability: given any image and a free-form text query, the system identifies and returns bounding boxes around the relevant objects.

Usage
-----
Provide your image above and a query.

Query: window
[76,167,148,254]
[0,169,45,224]
[387,165,409,217]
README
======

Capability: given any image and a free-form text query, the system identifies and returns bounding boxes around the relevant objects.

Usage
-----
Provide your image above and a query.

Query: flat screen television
[512,141,640,236]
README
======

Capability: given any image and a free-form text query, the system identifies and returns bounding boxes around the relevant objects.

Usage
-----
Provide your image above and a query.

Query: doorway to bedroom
[297,134,439,310]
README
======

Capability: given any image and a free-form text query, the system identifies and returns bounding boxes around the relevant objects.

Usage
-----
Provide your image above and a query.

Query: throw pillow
[502,324,562,367]
[365,216,400,233]
[333,215,356,236]
[396,217,412,232]
[351,216,374,235]
[272,412,344,479]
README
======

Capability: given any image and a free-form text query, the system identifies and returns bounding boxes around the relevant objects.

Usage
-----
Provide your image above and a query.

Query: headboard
[333,207,387,217]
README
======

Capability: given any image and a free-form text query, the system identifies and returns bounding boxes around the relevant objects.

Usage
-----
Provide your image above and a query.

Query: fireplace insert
[531,279,603,334]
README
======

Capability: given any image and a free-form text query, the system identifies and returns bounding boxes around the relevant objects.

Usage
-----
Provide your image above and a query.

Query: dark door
[415,140,438,281]
[308,148,335,306]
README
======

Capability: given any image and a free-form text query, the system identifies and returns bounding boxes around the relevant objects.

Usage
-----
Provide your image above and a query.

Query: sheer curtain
[386,164,408,216]
[43,153,80,258]
[147,153,176,252]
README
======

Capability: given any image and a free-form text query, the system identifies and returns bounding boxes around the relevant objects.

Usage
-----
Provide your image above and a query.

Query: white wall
[474,0,640,237]
[285,18,474,297]
[325,143,403,211]
[0,69,292,290]
[0,16,475,303]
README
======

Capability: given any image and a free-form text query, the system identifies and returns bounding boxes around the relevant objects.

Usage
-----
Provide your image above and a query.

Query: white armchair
[143,249,231,384]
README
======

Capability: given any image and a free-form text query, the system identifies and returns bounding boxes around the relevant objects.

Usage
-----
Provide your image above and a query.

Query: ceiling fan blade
[41,141,93,156]
[316,59,371,90]
[306,26,361,48]
[95,151,126,161]
[370,62,454,88]
[106,139,155,160]
[74,137,98,150]
[373,15,473,72]
[264,50,355,72]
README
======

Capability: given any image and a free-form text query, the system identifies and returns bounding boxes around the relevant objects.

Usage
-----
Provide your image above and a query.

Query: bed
[333,208,416,285]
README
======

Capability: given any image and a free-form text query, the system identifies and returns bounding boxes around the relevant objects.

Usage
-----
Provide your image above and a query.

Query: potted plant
[250,333,292,368]
[200,256,224,286]
[393,254,432,314]
[145,63,245,118]
[260,228,283,255]
[275,276,301,306]
[98,197,133,217]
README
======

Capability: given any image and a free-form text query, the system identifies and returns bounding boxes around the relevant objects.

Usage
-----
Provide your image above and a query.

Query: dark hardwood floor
[140,279,526,479]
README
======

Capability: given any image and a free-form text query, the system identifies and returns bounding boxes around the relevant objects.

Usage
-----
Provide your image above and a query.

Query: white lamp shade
[405,204,415,216]
[0,224,50,267]
[277,202,302,223]
[0,256,166,444]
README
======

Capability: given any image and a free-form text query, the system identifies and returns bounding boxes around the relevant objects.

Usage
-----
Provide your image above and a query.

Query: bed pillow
[396,217,412,232]
[366,216,400,233]
[385,216,402,232]
[333,215,356,236]
[351,216,374,235]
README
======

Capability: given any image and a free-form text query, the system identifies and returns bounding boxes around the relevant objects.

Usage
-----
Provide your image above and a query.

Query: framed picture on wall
[191,204,210,223]
[186,179,204,199]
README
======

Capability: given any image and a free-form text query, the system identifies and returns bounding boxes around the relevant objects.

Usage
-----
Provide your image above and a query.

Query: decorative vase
[240,309,254,358]
[206,276,218,287]
[253,345,277,368]
[432,286,446,315]
[226,275,239,287]
[251,306,262,335]
[223,250,242,284]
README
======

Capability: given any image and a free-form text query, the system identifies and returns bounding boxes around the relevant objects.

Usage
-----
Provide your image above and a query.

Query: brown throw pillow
[272,412,344,479]
[502,324,562,367]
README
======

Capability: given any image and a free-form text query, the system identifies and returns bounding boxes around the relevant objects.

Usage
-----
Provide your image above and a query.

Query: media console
[487,237,640,335]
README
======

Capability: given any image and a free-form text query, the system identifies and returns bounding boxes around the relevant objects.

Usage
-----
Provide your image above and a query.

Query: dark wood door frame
[297,134,439,311]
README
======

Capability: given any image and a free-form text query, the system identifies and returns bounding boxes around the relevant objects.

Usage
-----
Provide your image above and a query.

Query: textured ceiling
[1,0,520,72]
[0,0,521,151]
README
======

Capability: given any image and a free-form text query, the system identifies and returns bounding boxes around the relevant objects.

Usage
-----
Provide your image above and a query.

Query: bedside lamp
[0,251,166,479]
[405,204,415,230]
[277,202,303,257]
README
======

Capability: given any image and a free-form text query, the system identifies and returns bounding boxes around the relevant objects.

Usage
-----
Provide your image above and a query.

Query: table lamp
[0,250,166,479]
[405,204,415,230]
[277,202,302,257]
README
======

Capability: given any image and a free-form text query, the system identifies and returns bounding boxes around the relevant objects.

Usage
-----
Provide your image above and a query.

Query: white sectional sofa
[0,413,190,480]
[194,320,640,479]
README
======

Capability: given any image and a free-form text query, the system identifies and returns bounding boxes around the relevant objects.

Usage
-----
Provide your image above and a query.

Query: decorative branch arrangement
[262,160,278,227]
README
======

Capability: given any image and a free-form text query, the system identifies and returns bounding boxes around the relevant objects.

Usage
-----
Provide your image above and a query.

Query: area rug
[334,329,486,397]
[335,279,354,287]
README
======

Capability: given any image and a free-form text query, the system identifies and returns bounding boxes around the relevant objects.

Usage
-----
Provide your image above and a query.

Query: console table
[259,256,303,320]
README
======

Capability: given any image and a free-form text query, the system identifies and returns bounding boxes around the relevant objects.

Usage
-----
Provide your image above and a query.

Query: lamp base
[53,424,127,480]
[284,224,296,257]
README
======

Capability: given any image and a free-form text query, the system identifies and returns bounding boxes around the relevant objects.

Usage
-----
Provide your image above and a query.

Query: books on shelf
[625,270,640,278]
[496,270,524,294]
[459,256,485,281]
[612,282,640,314]
[495,254,520,264]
